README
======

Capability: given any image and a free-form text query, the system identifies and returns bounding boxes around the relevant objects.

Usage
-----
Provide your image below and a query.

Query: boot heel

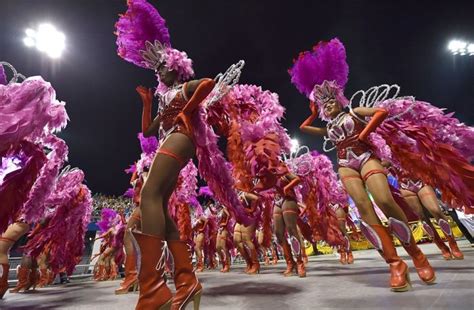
[404,273,412,291]
[422,273,436,285]
[159,298,172,310]
[391,273,411,292]
[193,290,202,310]
[132,282,139,292]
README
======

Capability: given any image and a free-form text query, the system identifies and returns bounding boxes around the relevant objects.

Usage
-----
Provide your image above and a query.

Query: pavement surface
[2,240,473,309]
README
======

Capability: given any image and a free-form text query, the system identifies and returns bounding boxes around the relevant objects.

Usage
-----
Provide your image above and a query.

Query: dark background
[1,0,473,195]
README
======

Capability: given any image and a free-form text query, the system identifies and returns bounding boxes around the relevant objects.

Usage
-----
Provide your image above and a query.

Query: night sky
[1,0,473,195]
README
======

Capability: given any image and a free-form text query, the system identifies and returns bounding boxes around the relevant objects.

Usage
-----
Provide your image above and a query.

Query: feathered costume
[95,208,126,274]
[24,168,93,275]
[208,84,293,248]
[0,63,69,233]
[285,149,347,247]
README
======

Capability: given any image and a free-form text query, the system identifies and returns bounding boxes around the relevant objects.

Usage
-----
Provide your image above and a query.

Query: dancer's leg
[140,133,195,237]
[242,225,259,274]
[401,188,451,259]
[362,160,435,284]
[340,166,410,291]
[282,200,306,277]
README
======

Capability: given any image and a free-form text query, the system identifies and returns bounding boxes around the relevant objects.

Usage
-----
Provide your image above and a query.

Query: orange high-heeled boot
[208,255,217,270]
[9,266,31,293]
[47,269,56,285]
[339,248,348,265]
[237,246,252,273]
[364,223,411,292]
[296,251,306,278]
[422,221,452,260]
[439,219,464,260]
[28,267,39,290]
[115,254,138,294]
[219,251,231,273]
[282,242,296,277]
[132,232,172,310]
[222,251,231,273]
[388,218,436,285]
[343,236,354,264]
[247,248,260,275]
[302,248,309,265]
[271,247,278,265]
[168,240,202,310]
[0,263,9,299]
[94,264,104,281]
[347,249,354,264]
[289,237,306,277]
[195,256,204,273]
[218,252,225,272]
[108,264,118,281]
[37,268,50,288]
[263,251,270,266]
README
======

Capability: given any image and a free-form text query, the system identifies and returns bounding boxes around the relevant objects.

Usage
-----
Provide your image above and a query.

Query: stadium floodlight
[23,23,66,59]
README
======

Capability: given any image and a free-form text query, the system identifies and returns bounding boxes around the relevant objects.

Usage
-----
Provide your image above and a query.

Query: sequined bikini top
[327,112,363,143]
[157,84,189,140]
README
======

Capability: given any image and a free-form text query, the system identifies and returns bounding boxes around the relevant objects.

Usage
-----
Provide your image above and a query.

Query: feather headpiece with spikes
[289,38,349,121]
[115,0,194,81]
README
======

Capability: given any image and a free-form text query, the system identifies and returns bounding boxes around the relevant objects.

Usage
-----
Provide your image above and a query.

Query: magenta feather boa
[192,105,251,225]
[377,98,474,162]
[169,160,198,215]
[232,84,291,153]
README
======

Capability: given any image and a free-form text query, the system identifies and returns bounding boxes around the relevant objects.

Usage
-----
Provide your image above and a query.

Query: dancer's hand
[136,86,153,105]
[300,101,327,136]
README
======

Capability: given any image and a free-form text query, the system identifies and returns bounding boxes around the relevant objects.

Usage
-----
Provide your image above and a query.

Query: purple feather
[124,163,137,174]
[170,160,198,208]
[198,186,214,198]
[138,132,159,155]
[368,132,393,163]
[289,38,349,98]
[123,188,135,198]
[115,0,171,68]
[97,208,119,233]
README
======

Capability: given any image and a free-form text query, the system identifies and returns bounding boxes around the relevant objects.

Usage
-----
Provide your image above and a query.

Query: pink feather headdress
[115,0,194,81]
[289,38,349,121]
